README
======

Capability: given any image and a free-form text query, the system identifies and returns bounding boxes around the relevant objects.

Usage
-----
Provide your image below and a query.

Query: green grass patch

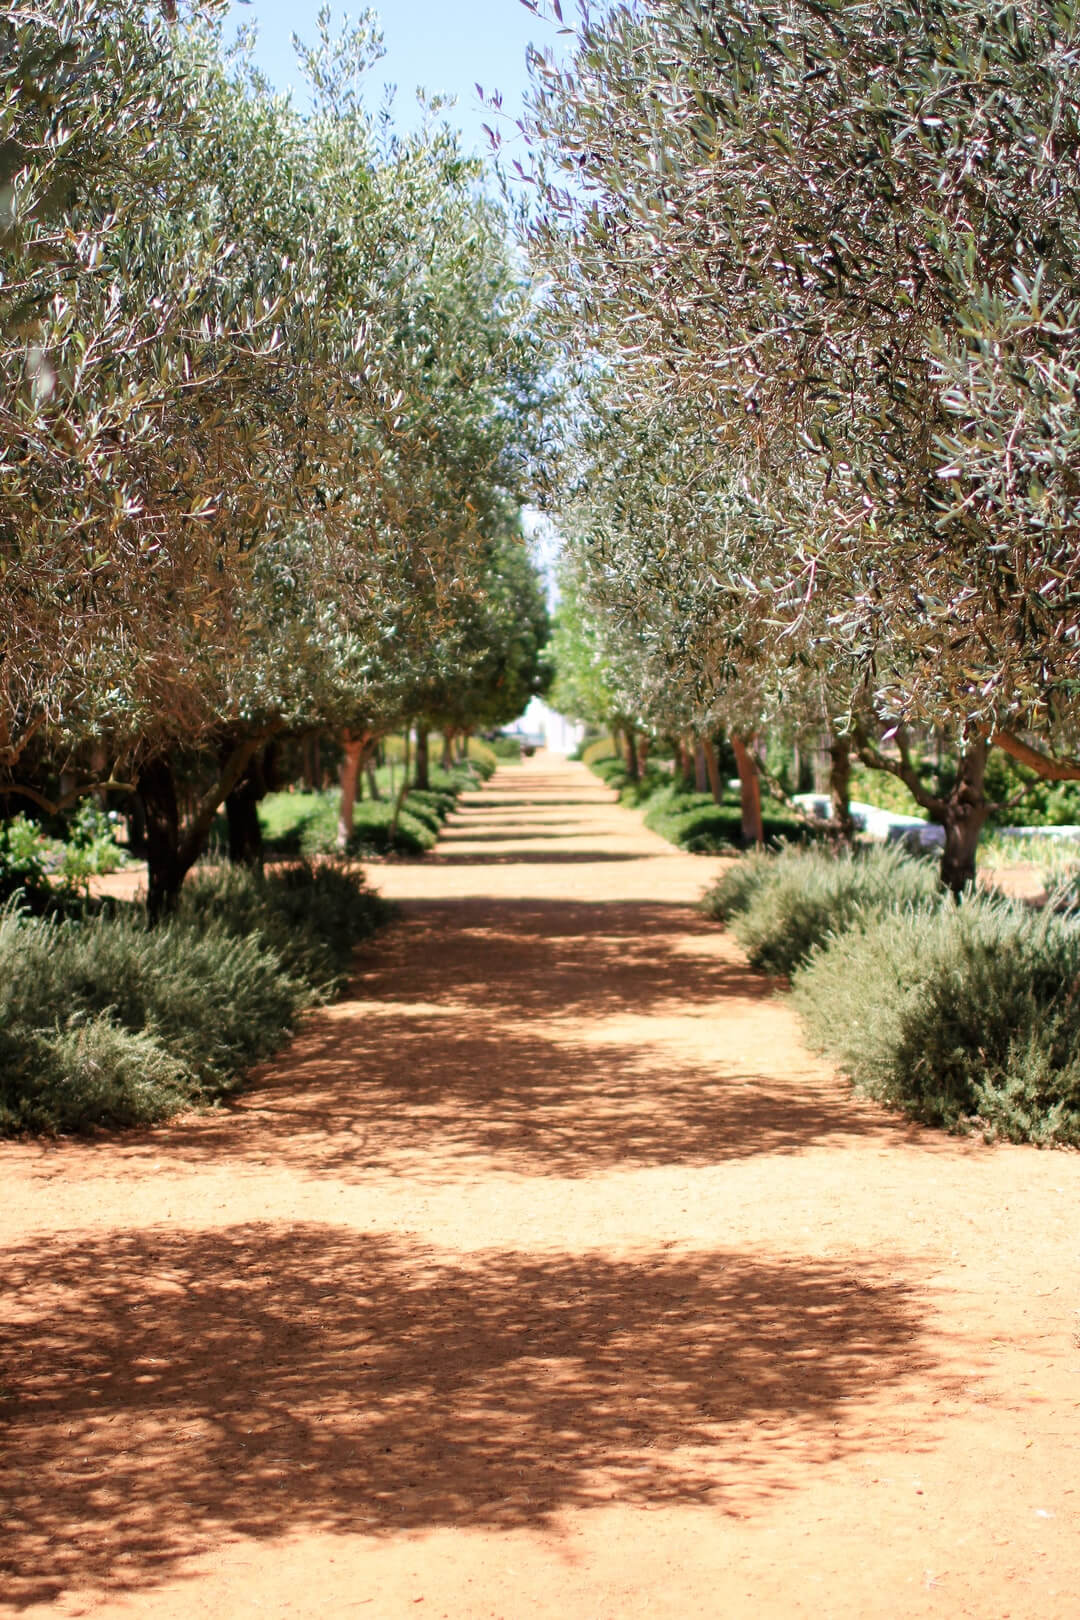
[257,789,338,856]
[346,800,436,856]
[257,758,486,859]
[643,783,808,854]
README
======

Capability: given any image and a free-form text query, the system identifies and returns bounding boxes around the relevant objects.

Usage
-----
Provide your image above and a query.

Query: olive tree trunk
[414,727,430,791]
[829,736,856,844]
[940,741,991,896]
[731,734,765,846]
[337,732,372,852]
[701,736,724,805]
[138,730,272,920]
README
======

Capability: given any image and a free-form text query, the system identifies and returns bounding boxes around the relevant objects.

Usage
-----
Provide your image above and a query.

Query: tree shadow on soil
[364,900,778,1018]
[0,1224,930,1608]
[156,1010,884,1179]
[428,851,649,865]
[53,899,897,1177]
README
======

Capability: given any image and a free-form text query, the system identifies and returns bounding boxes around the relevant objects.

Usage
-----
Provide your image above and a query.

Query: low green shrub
[0,858,390,1136]
[594,760,671,807]
[490,735,522,762]
[465,738,498,776]
[643,784,806,854]
[181,858,386,992]
[0,813,54,909]
[428,762,480,795]
[398,796,442,834]
[258,789,338,856]
[586,756,810,853]
[582,736,618,767]
[0,1010,192,1134]
[0,901,302,1131]
[704,843,941,975]
[793,895,1080,1144]
[49,911,304,1083]
[701,846,776,922]
[258,777,469,859]
[346,800,437,855]
[59,800,128,881]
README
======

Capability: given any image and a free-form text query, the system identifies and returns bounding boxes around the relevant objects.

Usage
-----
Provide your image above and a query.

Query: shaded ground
[3,756,1079,1618]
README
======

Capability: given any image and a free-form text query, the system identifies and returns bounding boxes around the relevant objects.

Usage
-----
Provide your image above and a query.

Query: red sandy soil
[3,755,1079,1619]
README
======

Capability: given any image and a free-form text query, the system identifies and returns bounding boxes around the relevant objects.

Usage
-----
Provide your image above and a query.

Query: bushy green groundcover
[256,755,495,859]
[703,842,940,975]
[589,756,812,851]
[0,859,389,1136]
[703,843,1080,1146]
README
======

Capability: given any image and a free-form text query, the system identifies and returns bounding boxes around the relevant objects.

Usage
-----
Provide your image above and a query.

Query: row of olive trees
[524,0,1080,889]
[1,1,551,912]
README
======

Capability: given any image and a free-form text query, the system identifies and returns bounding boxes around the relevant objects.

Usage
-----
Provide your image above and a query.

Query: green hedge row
[257,757,494,860]
[704,845,1080,1146]
[589,757,814,852]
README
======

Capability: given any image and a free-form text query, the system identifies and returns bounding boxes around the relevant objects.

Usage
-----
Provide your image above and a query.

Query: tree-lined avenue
[2,756,1078,1618]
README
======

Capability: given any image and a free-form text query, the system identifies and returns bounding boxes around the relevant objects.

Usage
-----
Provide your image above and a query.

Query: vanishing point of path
[3,755,1079,1618]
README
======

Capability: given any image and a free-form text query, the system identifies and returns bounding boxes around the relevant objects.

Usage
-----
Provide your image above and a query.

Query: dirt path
[3,754,1079,1618]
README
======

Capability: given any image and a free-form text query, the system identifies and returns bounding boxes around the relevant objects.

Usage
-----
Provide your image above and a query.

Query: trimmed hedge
[587,756,812,853]
[256,756,489,859]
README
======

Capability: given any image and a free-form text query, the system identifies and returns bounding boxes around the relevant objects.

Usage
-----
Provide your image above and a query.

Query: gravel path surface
[3,755,1078,1618]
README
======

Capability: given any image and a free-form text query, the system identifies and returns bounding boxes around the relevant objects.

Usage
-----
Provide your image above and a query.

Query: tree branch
[0,778,135,815]
[853,722,945,816]
[992,730,1080,783]
[176,723,283,874]
[0,712,46,770]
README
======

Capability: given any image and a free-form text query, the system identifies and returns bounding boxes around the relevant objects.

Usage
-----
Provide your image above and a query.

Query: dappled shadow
[121,900,891,1179]
[0,1223,930,1607]
[437,829,599,842]
[366,899,775,1017]
[428,850,649,865]
[456,796,612,810]
[159,1009,886,1180]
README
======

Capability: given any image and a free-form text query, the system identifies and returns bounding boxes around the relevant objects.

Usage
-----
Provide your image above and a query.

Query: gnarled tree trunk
[224,741,275,869]
[940,740,991,896]
[139,731,276,919]
[224,775,263,869]
[856,726,990,897]
[829,736,856,844]
[414,726,430,791]
[337,731,371,853]
[137,757,183,922]
[731,734,765,846]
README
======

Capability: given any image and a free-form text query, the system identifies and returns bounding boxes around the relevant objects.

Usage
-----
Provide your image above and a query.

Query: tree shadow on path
[118,898,900,1178]
[0,1223,931,1608]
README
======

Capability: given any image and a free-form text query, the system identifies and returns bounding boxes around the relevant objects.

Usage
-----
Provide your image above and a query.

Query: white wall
[513,697,586,756]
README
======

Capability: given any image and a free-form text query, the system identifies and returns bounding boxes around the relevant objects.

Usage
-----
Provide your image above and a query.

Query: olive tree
[523,0,1080,887]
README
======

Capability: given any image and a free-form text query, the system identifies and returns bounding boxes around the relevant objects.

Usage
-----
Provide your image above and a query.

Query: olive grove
[523,0,1080,889]
[1,1,552,913]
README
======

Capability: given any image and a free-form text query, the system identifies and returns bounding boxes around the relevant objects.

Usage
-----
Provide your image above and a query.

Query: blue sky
[225,0,566,159]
